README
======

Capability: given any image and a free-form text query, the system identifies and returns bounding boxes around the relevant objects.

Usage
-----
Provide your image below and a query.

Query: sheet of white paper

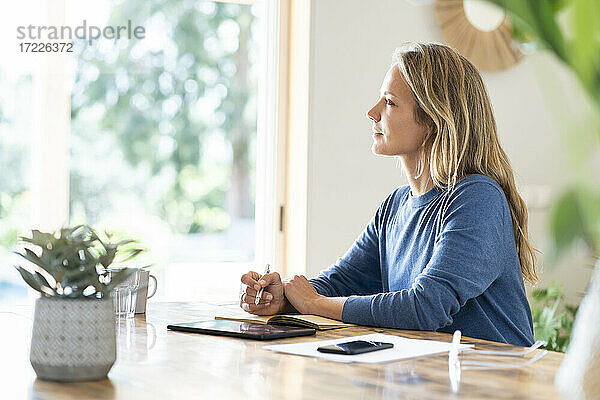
[263,333,474,364]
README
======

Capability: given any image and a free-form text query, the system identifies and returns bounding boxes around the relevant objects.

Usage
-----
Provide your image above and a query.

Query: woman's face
[367,66,430,156]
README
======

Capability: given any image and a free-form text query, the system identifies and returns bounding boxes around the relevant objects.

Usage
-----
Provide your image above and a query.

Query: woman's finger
[242,290,273,304]
[257,272,282,288]
[242,301,271,313]
[240,271,261,288]
[244,286,258,297]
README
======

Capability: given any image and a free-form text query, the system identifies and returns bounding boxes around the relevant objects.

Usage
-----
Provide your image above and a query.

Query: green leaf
[60,225,87,242]
[486,0,568,60]
[99,248,117,268]
[549,186,600,259]
[565,304,579,315]
[15,267,56,295]
[15,267,43,293]
[549,0,573,13]
[20,230,55,249]
[14,248,47,270]
[546,280,564,299]
[571,0,596,84]
[120,248,144,263]
[34,271,53,290]
[532,287,549,301]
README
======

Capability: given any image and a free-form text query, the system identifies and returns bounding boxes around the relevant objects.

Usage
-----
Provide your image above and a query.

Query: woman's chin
[371,143,413,157]
[371,144,395,156]
[371,144,382,155]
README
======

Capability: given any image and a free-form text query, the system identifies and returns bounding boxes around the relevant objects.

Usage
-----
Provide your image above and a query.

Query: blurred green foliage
[531,281,578,352]
[549,185,600,260]
[488,0,599,352]
[489,0,600,259]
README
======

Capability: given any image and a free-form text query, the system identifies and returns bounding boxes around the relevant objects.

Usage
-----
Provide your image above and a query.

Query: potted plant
[14,225,143,382]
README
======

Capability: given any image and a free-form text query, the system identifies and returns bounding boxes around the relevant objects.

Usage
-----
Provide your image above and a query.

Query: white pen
[449,330,462,394]
[255,264,271,305]
[450,330,461,358]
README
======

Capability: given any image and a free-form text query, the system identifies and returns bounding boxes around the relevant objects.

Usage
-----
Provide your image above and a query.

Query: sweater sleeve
[341,182,509,330]
[308,190,398,297]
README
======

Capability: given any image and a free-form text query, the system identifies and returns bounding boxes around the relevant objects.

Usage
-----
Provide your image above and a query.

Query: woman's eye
[385,99,395,106]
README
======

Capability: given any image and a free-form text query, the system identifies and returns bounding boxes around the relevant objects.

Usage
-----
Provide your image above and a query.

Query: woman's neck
[399,154,434,196]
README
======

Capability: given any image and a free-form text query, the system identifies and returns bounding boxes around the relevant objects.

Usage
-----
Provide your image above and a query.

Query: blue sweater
[310,174,534,346]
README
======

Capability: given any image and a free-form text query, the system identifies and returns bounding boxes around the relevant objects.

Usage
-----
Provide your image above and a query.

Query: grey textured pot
[30,297,116,382]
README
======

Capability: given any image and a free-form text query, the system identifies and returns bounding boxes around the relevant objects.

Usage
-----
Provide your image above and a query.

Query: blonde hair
[392,42,539,285]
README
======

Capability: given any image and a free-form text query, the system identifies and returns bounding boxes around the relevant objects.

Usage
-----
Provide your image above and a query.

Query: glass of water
[109,267,140,319]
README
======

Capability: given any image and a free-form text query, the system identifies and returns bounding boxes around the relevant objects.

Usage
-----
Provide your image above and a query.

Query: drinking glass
[109,268,141,319]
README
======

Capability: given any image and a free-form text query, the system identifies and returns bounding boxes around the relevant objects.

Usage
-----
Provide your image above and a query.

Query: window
[0,65,33,306]
[1,0,285,305]
[0,2,40,306]
[69,0,264,301]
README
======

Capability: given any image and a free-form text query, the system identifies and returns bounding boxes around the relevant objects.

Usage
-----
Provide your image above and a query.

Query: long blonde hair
[393,42,539,285]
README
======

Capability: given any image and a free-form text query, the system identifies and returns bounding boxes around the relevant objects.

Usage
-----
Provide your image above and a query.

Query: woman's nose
[367,103,380,122]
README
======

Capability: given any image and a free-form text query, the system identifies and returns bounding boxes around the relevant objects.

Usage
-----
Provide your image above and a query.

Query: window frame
[255,0,288,271]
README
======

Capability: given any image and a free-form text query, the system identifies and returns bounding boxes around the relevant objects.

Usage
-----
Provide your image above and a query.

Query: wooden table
[3,302,564,399]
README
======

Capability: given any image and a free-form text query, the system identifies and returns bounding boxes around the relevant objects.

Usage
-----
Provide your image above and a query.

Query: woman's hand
[283,275,324,315]
[240,271,287,315]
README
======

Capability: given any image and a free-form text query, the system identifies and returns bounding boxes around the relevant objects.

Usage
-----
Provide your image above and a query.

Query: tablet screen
[167,320,316,340]
[180,320,291,334]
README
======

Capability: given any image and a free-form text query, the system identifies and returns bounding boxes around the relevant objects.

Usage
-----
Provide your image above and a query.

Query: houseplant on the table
[14,225,143,382]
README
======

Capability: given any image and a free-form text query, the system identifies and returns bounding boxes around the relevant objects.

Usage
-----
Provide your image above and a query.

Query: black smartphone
[317,340,394,355]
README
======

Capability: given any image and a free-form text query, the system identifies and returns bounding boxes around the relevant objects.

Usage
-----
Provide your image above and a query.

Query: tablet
[167,320,317,340]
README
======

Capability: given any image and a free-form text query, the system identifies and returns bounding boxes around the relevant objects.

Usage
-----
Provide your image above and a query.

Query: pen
[449,330,462,393]
[255,264,270,305]
[450,330,461,358]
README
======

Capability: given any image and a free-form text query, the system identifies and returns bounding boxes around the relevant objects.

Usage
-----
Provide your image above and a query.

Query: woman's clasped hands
[239,270,323,315]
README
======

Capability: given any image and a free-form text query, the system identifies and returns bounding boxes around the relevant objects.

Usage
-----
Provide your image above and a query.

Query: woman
[240,42,537,346]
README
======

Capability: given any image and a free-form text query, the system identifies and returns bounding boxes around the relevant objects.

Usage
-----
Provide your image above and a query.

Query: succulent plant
[14,225,145,298]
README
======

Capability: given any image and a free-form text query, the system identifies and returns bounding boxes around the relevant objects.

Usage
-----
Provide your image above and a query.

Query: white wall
[303,0,592,304]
